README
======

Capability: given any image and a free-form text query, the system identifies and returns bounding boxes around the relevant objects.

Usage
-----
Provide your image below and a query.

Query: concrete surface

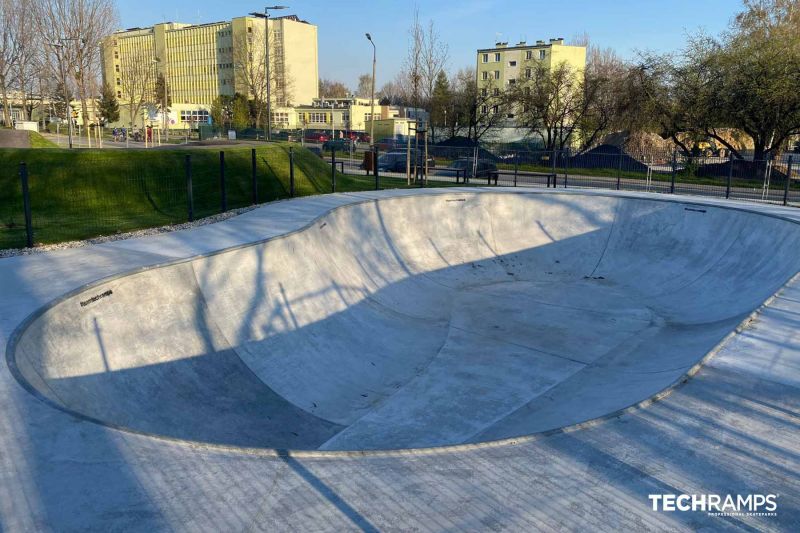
[1,188,799,531]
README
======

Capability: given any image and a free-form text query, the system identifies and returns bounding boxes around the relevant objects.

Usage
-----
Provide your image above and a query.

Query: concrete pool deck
[0,188,798,531]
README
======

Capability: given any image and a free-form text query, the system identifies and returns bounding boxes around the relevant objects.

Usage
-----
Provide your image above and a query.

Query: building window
[539,49,546,60]
[526,50,532,60]
[482,71,488,80]
[494,70,500,79]
[116,78,121,85]
[481,88,487,97]
[116,91,122,98]
[507,113,515,119]
[525,68,531,78]
[481,105,488,114]
[494,53,500,62]
[509,61,516,67]
[508,79,516,85]
[493,88,500,96]
[482,53,488,63]
[492,105,498,114]
[114,51,119,59]
[114,64,119,72]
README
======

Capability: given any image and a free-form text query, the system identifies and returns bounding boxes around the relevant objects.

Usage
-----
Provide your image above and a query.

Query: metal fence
[1,143,796,250]
[333,144,798,206]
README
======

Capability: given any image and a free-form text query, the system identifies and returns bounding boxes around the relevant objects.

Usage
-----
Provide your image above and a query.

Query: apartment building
[476,38,586,141]
[101,14,318,129]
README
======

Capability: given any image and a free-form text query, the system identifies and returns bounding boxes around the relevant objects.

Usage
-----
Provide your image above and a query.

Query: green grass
[0,143,417,249]
[27,131,58,148]
[0,143,471,249]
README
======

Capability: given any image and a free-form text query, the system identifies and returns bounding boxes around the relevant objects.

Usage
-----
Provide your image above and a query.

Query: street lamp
[365,33,376,148]
[250,6,287,142]
[50,37,82,149]
[153,57,171,142]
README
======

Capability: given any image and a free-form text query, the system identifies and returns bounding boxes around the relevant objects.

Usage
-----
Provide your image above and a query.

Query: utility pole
[366,33,376,147]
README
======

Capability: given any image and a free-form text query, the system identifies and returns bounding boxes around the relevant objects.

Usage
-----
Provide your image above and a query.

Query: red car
[304,132,330,143]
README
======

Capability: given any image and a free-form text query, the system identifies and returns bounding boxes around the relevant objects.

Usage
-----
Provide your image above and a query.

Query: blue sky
[118,0,740,90]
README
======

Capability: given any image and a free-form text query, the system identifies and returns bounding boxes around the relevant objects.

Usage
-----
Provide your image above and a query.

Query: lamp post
[250,6,287,142]
[50,38,81,149]
[365,33,376,147]
[153,57,171,142]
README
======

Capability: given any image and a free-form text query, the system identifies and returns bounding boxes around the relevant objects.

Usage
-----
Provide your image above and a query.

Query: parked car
[368,151,436,173]
[376,137,406,152]
[322,138,353,152]
[304,131,330,143]
[443,158,499,183]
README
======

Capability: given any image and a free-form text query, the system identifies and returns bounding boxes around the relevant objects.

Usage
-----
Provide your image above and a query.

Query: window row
[481,49,547,63]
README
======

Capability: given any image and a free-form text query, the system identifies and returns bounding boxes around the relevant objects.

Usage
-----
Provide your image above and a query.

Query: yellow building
[271,97,421,136]
[101,14,318,129]
[476,38,586,141]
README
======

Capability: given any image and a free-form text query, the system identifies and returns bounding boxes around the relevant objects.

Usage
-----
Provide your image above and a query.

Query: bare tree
[401,10,424,112]
[35,0,117,132]
[507,61,586,151]
[356,73,372,98]
[319,78,348,98]
[233,27,268,127]
[377,80,401,105]
[420,20,448,138]
[14,0,41,122]
[0,0,22,126]
[118,48,156,129]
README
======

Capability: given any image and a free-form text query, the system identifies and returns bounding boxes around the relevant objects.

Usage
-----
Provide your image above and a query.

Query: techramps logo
[648,493,778,518]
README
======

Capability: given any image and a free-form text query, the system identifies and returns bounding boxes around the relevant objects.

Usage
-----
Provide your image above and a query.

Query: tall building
[476,38,586,142]
[101,14,318,129]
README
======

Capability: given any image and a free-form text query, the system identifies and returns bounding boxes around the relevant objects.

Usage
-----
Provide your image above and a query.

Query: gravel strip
[0,205,259,259]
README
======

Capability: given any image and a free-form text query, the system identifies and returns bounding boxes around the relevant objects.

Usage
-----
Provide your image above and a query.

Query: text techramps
[10,192,800,451]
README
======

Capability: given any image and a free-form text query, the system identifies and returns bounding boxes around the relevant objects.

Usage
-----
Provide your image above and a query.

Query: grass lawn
[28,131,58,148]
[0,143,444,250]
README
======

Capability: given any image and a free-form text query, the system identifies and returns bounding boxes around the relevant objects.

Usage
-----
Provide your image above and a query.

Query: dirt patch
[0,130,30,148]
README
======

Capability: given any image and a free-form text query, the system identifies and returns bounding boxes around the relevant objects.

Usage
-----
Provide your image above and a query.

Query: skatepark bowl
[8,192,800,452]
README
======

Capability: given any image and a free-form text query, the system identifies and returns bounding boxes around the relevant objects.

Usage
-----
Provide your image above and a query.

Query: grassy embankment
[0,143,441,249]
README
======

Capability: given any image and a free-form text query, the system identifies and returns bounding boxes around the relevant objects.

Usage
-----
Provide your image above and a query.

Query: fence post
[726,153,733,199]
[185,154,194,222]
[289,147,295,198]
[219,151,227,212]
[616,151,622,191]
[564,150,569,188]
[551,148,557,188]
[373,149,379,190]
[331,148,336,193]
[784,156,793,206]
[513,151,518,187]
[19,162,33,248]
[670,150,677,194]
[251,148,258,205]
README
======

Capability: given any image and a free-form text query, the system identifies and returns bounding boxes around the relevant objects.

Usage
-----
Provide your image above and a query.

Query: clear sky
[118,0,741,90]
